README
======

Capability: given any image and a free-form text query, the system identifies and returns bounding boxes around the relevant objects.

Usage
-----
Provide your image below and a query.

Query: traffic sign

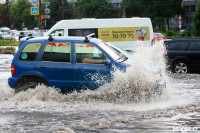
[44,15,50,19]
[31,0,39,6]
[44,8,50,15]
[43,2,50,8]
[31,7,39,15]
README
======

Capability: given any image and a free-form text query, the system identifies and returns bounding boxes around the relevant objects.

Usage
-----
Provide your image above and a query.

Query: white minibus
[45,18,154,51]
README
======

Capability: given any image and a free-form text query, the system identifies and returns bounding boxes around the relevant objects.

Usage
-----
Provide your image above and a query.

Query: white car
[12,32,20,41]
[1,32,11,40]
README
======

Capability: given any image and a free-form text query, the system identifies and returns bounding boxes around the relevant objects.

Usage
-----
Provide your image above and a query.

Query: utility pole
[62,0,64,19]
[39,0,42,29]
[122,0,126,18]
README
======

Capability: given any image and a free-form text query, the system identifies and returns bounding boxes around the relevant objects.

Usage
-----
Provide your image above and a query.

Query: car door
[187,41,200,70]
[36,41,73,90]
[73,42,112,90]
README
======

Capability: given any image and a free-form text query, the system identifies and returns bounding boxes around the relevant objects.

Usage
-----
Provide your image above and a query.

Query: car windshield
[108,45,129,62]
[154,33,163,36]
[98,42,121,61]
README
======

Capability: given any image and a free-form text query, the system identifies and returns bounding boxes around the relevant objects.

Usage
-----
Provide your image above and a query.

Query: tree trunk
[166,18,170,31]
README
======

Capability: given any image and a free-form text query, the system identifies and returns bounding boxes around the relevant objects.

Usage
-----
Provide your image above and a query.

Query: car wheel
[16,78,47,93]
[173,61,188,73]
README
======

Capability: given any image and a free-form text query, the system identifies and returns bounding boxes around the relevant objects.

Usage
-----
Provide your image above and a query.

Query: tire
[173,61,188,73]
[16,78,47,93]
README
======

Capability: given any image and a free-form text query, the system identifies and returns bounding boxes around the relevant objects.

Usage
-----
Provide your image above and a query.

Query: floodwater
[0,43,200,133]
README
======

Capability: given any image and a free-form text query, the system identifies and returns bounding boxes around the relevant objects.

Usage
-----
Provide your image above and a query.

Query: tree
[153,0,183,30]
[10,0,38,30]
[47,0,75,28]
[126,0,183,30]
[193,1,200,37]
[75,0,121,18]
[0,4,2,26]
[1,2,10,28]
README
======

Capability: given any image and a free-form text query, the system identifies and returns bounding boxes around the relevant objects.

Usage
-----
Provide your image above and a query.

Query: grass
[0,39,19,46]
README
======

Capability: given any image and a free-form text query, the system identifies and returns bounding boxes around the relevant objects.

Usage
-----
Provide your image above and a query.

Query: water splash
[65,41,169,103]
[0,41,169,105]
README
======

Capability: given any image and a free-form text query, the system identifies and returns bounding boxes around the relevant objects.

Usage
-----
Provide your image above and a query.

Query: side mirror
[104,60,112,67]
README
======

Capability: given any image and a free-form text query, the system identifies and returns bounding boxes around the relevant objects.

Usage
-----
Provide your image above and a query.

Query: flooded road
[0,44,200,133]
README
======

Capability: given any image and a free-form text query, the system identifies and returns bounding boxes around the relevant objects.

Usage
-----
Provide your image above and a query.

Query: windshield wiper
[116,54,128,62]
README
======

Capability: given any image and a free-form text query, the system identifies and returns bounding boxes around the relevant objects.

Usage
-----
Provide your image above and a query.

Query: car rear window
[19,43,41,61]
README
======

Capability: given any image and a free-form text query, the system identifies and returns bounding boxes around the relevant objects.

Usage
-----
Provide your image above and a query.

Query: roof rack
[84,33,95,42]
[48,35,54,41]
[26,36,34,40]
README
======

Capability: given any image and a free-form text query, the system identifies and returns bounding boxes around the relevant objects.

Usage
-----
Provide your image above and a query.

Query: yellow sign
[98,27,150,42]
[30,7,39,15]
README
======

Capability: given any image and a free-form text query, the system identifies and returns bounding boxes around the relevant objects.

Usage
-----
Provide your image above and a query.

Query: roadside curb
[0,46,16,54]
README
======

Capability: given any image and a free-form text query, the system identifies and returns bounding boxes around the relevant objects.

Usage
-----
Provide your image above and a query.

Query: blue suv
[8,36,165,93]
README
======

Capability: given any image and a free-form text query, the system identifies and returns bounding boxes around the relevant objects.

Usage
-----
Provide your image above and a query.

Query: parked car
[23,31,31,37]
[180,29,187,36]
[10,29,17,36]
[8,36,165,93]
[0,32,2,39]
[1,32,11,40]
[164,38,200,73]
[0,27,10,33]
[153,33,166,41]
[12,32,20,41]
[31,32,43,37]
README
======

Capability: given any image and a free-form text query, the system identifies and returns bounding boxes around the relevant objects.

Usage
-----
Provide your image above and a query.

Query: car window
[42,42,71,63]
[50,29,64,37]
[75,43,108,64]
[167,42,187,50]
[68,28,98,38]
[19,43,42,61]
[188,42,200,51]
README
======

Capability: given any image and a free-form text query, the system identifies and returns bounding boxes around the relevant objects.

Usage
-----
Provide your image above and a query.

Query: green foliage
[167,30,174,37]
[160,30,197,38]
[10,0,38,30]
[126,0,183,30]
[0,4,2,26]
[193,1,200,37]
[47,0,75,28]
[75,0,121,18]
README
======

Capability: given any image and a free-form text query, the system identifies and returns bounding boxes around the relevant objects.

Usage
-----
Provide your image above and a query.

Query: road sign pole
[39,0,42,29]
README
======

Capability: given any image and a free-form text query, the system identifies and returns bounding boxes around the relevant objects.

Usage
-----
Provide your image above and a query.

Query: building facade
[109,0,122,8]
[0,0,5,4]
[182,0,197,29]
[169,0,198,30]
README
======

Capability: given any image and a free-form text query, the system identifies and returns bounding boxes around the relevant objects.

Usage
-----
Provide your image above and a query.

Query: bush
[167,30,174,37]
[186,31,191,37]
